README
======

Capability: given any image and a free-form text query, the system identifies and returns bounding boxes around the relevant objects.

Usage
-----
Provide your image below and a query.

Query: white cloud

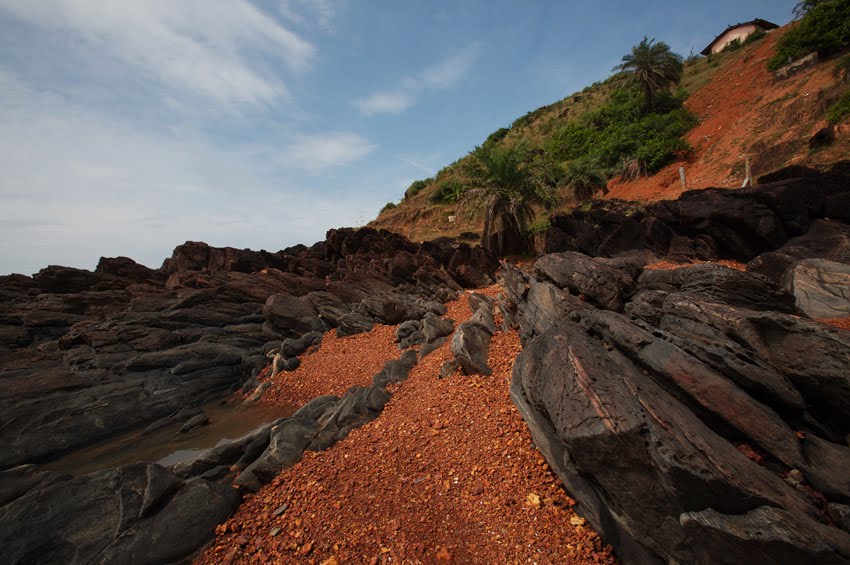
[280,132,377,172]
[420,42,482,89]
[279,0,338,31]
[352,42,482,116]
[0,69,371,275]
[0,0,314,105]
[352,90,416,116]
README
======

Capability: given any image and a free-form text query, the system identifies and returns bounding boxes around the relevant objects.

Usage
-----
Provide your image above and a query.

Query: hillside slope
[607,27,849,201]
[371,24,850,243]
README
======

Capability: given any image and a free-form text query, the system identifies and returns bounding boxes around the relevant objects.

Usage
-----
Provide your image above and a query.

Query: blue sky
[0,0,796,275]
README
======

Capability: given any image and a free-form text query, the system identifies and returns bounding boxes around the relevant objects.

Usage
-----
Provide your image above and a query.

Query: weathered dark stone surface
[503,168,850,563]
[0,462,239,565]
[782,259,850,319]
[543,166,850,264]
[451,293,496,375]
[0,227,496,470]
[749,220,850,283]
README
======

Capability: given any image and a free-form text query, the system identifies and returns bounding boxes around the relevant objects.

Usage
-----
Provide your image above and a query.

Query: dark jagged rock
[0,462,239,564]
[748,220,850,283]
[451,294,496,376]
[232,349,418,492]
[782,259,850,319]
[502,167,850,563]
[280,331,323,359]
[543,167,850,263]
[0,228,496,472]
[535,252,635,311]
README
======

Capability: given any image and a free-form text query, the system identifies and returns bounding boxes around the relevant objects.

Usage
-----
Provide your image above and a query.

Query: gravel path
[197,288,616,564]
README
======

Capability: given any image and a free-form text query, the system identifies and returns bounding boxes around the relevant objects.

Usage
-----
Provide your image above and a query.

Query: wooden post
[741,157,753,188]
[678,167,687,190]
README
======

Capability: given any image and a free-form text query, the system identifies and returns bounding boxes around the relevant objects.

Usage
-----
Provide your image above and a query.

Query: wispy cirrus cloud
[0,0,313,106]
[353,89,417,116]
[280,132,377,172]
[279,0,339,32]
[353,42,482,116]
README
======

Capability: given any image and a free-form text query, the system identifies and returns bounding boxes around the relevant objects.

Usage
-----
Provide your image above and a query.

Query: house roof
[700,19,780,56]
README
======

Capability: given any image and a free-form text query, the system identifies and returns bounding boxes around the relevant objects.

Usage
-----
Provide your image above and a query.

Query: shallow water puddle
[44,398,294,475]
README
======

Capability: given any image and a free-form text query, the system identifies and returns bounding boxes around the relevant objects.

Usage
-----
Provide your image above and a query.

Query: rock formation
[0,228,497,563]
[503,165,850,563]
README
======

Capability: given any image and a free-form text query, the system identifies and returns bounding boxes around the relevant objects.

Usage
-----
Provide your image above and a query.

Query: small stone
[526,493,541,508]
[320,558,339,565]
[270,527,281,537]
[272,503,288,517]
[786,469,805,486]
[570,515,586,526]
[236,536,249,547]
[436,546,452,561]
[470,483,484,496]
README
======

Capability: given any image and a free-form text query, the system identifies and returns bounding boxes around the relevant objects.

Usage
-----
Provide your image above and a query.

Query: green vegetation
[614,37,684,110]
[546,88,696,176]
[564,158,608,199]
[430,179,467,204]
[827,89,850,123]
[379,202,396,214]
[768,0,850,71]
[404,178,433,199]
[835,53,850,80]
[461,142,555,255]
[720,30,766,54]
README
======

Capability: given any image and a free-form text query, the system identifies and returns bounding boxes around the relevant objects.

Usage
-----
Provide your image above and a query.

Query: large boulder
[782,259,850,319]
[451,294,496,376]
[0,463,239,564]
[534,252,634,311]
[511,314,850,564]
[263,294,325,335]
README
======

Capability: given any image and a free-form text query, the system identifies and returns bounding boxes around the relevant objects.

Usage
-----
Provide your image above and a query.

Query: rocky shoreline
[0,228,497,563]
[1,164,849,563]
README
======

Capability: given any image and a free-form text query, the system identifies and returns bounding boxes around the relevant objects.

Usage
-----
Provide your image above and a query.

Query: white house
[700,19,779,56]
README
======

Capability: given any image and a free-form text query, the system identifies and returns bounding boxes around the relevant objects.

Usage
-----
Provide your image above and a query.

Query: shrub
[744,28,767,46]
[527,218,550,236]
[404,178,432,199]
[827,89,850,123]
[544,87,697,178]
[483,127,510,150]
[564,158,608,200]
[768,0,850,71]
[430,179,467,204]
[379,202,396,214]
[546,121,596,161]
[835,53,850,81]
[721,38,743,53]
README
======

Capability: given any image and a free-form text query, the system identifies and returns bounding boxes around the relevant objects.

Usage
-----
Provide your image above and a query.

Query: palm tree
[794,0,824,18]
[614,37,683,110]
[462,143,555,255]
[565,158,608,200]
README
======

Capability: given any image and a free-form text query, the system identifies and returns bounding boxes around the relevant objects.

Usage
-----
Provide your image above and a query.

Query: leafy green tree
[462,143,555,255]
[614,37,684,110]
[565,158,608,200]
[769,0,850,70]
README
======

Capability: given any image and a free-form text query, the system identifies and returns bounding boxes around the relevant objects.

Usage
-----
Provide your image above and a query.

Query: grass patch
[827,89,850,123]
